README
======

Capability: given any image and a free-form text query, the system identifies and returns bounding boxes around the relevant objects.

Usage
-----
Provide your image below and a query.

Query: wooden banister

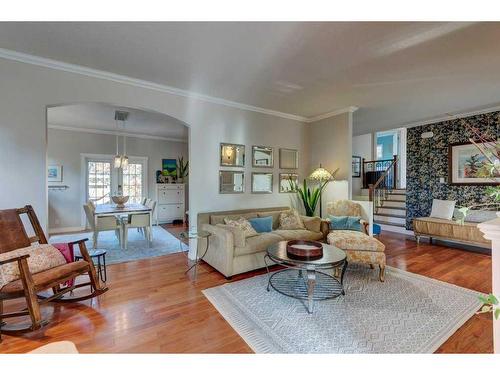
[368,155,398,214]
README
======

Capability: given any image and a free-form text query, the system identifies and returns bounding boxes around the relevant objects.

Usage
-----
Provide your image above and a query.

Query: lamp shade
[309,164,333,181]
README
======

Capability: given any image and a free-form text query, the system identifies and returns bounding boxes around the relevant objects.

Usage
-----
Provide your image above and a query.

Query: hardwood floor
[0,230,492,353]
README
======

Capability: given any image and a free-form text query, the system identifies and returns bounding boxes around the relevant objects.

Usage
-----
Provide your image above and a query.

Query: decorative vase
[111,195,129,208]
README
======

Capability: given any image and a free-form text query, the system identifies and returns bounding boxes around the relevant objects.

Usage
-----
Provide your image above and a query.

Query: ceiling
[47,103,188,141]
[2,22,500,134]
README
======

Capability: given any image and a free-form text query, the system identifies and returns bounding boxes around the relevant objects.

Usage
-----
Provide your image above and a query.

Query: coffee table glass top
[267,241,346,266]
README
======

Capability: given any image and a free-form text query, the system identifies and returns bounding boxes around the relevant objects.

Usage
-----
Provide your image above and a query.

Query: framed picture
[352,156,361,178]
[47,165,63,182]
[448,141,500,185]
[220,143,245,167]
[252,145,274,168]
[279,148,299,169]
[162,159,177,177]
[279,173,299,193]
[252,172,273,194]
[219,171,245,194]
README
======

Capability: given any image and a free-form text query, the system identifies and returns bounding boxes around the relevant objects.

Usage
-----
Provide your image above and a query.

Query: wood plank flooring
[0,229,493,353]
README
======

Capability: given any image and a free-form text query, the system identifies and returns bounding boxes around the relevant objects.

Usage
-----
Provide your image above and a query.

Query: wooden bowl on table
[286,240,324,261]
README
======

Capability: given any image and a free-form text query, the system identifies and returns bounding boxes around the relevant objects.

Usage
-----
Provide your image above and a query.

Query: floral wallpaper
[406,111,500,229]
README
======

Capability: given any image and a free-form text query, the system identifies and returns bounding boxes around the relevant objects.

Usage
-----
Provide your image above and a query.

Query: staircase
[374,188,408,233]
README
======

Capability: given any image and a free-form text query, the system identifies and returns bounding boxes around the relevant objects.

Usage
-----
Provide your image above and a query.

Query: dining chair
[83,202,123,248]
[122,200,156,249]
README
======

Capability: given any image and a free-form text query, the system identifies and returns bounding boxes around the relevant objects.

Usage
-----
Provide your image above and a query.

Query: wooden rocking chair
[0,205,108,338]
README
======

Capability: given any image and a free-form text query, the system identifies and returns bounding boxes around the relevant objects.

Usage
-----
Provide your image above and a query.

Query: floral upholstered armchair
[325,200,386,282]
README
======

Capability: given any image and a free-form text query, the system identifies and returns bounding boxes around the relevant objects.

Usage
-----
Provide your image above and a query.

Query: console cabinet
[155,183,185,224]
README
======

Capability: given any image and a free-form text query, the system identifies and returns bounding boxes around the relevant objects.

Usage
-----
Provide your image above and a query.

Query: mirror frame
[219,170,245,194]
[252,145,274,168]
[251,172,273,194]
[279,148,299,169]
[220,143,245,167]
[279,173,299,193]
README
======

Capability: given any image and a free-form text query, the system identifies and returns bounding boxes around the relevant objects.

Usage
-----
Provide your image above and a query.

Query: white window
[86,160,112,204]
[122,163,143,204]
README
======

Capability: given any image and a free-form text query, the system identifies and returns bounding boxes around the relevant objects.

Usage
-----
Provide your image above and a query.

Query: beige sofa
[197,207,329,278]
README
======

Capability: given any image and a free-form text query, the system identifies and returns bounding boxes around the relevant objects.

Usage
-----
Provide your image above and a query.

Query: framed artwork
[220,143,245,167]
[279,148,299,169]
[252,145,274,168]
[252,172,273,194]
[448,141,500,185]
[219,171,245,194]
[162,159,177,177]
[47,165,63,182]
[352,156,361,178]
[279,173,299,193]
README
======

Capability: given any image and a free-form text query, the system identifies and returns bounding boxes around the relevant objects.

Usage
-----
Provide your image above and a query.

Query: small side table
[179,230,211,280]
[75,248,107,283]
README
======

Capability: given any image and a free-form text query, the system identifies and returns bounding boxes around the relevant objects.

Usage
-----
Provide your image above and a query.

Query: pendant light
[113,110,129,169]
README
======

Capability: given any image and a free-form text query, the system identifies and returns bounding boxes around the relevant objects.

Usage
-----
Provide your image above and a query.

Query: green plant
[177,156,189,179]
[288,168,338,217]
[477,294,500,320]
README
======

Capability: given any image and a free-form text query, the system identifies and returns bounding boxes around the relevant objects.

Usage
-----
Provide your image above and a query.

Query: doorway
[375,128,407,189]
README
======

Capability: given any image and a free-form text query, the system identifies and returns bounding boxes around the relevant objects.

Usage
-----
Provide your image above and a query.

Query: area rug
[203,265,483,353]
[50,226,187,265]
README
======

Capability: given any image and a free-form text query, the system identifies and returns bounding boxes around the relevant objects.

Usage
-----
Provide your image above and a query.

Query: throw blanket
[0,243,68,290]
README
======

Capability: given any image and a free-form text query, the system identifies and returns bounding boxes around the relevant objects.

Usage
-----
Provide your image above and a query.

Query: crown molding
[402,104,500,129]
[305,106,359,123]
[48,124,188,143]
[0,47,309,122]
[0,47,360,124]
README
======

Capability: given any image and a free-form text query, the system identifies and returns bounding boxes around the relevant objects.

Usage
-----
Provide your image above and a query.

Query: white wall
[0,58,309,236]
[308,112,353,207]
[352,133,373,198]
[47,128,188,231]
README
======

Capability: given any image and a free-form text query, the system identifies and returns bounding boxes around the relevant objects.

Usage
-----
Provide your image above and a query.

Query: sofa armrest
[201,223,235,277]
[360,219,369,235]
[320,219,331,241]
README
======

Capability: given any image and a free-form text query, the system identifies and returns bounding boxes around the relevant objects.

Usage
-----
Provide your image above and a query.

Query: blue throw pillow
[346,216,362,231]
[329,215,361,231]
[329,215,348,230]
[249,216,273,233]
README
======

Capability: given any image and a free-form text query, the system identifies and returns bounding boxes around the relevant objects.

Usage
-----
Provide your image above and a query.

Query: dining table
[94,203,153,247]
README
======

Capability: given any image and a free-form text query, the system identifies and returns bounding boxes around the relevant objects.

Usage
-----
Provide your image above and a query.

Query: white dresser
[155,183,185,224]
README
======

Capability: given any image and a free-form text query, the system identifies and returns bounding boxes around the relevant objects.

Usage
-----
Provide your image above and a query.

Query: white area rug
[203,265,483,353]
[50,226,187,265]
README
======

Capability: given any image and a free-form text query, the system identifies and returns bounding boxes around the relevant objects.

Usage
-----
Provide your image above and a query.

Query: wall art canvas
[162,159,177,177]
[48,165,63,182]
[449,142,500,185]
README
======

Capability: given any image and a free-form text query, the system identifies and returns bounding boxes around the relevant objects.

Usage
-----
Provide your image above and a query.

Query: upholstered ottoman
[327,230,386,281]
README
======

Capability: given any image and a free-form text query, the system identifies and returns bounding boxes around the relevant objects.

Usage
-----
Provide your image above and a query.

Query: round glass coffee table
[265,241,347,314]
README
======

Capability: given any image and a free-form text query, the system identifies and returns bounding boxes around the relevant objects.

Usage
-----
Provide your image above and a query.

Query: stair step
[374,219,407,228]
[385,195,406,201]
[377,205,406,211]
[374,212,406,219]
[374,214,406,225]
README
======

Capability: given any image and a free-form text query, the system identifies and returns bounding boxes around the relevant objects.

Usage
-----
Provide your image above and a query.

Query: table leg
[306,269,316,314]
[340,260,348,295]
[264,255,271,292]
[102,254,107,283]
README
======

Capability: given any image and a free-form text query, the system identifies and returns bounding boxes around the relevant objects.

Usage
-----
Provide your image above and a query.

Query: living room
[1,3,500,373]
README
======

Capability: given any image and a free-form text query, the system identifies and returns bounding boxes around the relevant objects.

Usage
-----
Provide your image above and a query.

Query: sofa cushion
[210,213,258,225]
[234,233,284,256]
[327,230,385,252]
[215,224,247,247]
[248,216,273,233]
[301,216,322,233]
[278,209,305,230]
[223,217,258,238]
[430,199,456,220]
[257,210,284,230]
[273,229,323,241]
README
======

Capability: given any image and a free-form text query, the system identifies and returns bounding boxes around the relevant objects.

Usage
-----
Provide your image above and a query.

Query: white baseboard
[49,226,86,234]
[378,223,415,236]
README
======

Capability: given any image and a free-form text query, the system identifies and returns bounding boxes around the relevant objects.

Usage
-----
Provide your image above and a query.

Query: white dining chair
[123,200,156,249]
[83,202,123,248]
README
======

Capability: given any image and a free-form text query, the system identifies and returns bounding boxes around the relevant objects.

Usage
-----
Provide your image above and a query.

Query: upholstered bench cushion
[0,243,67,289]
[0,260,89,295]
[327,230,385,252]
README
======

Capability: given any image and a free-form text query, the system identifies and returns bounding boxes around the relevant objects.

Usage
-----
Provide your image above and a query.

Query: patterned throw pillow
[223,217,258,238]
[279,209,305,230]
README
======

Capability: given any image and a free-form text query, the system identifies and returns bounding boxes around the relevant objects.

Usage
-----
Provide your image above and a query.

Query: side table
[74,248,107,283]
[179,230,211,280]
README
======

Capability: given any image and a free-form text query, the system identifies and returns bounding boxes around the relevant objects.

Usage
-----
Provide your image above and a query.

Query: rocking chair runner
[0,205,108,338]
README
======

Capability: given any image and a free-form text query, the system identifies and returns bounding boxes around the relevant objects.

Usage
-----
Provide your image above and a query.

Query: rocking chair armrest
[67,238,89,246]
[0,254,30,266]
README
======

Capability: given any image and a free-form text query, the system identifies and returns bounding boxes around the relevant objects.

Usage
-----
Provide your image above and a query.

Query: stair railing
[367,155,398,213]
